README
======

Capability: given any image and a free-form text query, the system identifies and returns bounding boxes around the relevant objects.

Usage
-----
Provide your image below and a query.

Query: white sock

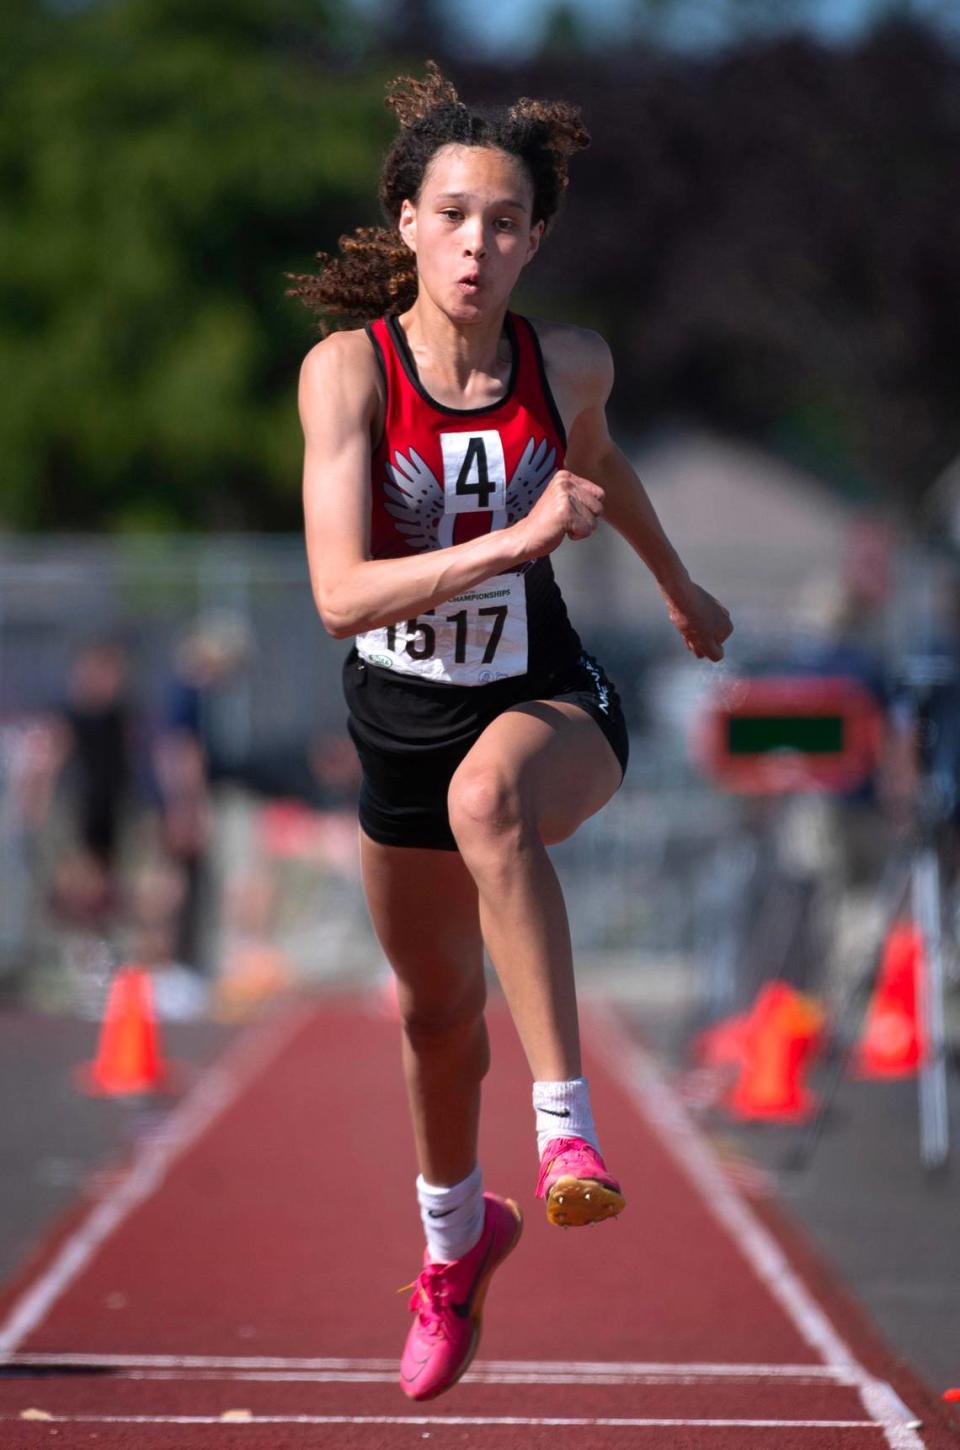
[416,1164,485,1264]
[532,1077,600,1157]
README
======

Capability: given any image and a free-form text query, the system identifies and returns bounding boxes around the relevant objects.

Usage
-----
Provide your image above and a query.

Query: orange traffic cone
[75,967,173,1097]
[728,981,825,1122]
[852,920,924,1078]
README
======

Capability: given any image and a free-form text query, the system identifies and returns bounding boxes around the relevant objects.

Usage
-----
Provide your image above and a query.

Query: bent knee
[447,767,532,852]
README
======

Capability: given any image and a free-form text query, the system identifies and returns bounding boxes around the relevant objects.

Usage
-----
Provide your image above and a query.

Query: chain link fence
[0,519,941,1035]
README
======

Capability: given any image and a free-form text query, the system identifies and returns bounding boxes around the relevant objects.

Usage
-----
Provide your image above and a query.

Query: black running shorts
[343,647,629,851]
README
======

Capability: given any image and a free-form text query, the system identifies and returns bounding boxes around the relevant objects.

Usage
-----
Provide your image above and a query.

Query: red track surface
[0,991,957,1448]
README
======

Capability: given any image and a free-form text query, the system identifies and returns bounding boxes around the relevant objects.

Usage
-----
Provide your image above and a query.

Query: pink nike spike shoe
[536,1136,626,1227]
[399,1192,523,1401]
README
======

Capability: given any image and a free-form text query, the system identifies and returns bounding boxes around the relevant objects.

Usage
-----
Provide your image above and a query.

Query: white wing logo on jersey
[383,448,446,551]
[503,437,557,525]
[383,436,558,551]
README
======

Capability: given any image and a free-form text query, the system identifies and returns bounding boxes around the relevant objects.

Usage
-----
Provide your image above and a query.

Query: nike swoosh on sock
[427,1207,457,1218]
[539,1107,571,1117]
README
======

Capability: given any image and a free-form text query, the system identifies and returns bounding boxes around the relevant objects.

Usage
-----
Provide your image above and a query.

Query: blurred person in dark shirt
[48,637,136,928]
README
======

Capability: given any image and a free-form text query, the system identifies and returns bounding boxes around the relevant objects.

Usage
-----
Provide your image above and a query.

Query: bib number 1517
[386,604,507,665]
[356,573,526,683]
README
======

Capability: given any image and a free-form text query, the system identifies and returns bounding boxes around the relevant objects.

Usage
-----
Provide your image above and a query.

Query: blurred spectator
[153,611,253,976]
[47,638,137,930]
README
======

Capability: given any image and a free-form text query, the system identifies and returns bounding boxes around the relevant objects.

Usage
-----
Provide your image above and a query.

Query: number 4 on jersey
[456,437,494,507]
[440,429,507,516]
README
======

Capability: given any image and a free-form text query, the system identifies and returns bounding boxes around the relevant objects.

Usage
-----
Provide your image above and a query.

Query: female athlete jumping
[290,62,732,1401]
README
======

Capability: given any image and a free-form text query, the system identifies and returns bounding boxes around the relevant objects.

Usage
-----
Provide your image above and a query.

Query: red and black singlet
[354,311,582,691]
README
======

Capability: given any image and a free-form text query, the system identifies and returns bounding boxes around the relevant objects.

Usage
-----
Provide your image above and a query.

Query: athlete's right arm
[299,332,599,638]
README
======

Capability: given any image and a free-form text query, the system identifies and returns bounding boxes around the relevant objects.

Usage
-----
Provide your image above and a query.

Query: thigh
[449,699,623,847]
[359,828,485,1014]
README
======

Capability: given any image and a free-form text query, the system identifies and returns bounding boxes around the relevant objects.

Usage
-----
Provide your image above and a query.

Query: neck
[401,291,510,389]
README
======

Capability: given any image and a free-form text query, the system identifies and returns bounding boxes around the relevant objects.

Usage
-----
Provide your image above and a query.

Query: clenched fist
[663,578,734,662]
[515,469,605,559]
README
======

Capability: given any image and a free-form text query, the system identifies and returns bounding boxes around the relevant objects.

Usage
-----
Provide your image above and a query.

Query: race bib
[356,572,527,685]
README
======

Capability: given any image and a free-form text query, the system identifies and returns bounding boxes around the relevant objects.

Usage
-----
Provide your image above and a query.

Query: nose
[463,220,487,261]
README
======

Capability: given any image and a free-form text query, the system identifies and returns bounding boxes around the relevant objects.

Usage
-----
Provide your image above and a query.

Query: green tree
[0,0,392,530]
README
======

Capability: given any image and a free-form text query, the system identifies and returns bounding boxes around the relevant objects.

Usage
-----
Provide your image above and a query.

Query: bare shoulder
[300,325,380,389]
[298,325,383,429]
[527,318,614,404]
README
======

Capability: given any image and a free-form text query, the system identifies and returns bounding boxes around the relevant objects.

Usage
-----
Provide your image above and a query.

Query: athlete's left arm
[560,329,734,663]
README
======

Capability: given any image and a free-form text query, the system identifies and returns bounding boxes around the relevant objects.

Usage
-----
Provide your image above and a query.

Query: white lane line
[0,1000,316,1357]
[587,1006,925,1450]
[79,1369,851,1388]
[193,1373,830,1389]
[0,1352,860,1383]
[3,1414,890,1429]
[1,1368,856,1388]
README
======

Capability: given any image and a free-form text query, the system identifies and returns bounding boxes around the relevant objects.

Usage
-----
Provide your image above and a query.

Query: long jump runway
[0,992,956,1448]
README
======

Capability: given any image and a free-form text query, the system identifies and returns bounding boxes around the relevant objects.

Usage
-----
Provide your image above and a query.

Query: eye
[439,208,462,222]
[494,218,518,232]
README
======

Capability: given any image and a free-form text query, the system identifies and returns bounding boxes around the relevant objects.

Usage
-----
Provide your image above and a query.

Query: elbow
[315,589,355,640]
[319,608,355,641]
[322,617,352,641]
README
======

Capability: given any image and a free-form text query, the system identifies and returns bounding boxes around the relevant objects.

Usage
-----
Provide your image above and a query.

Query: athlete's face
[399,145,544,319]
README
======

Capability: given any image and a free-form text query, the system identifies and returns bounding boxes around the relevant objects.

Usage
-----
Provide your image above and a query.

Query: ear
[523,218,545,267]
[398,198,417,254]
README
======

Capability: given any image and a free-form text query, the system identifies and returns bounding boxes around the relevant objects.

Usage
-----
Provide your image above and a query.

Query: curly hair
[286,61,590,331]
